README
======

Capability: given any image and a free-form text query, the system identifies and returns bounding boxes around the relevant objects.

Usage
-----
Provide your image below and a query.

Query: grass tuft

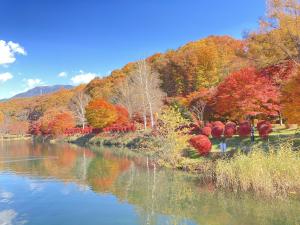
[216,141,300,198]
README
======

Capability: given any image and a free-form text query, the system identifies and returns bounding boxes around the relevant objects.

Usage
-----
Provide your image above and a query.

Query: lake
[0,140,299,225]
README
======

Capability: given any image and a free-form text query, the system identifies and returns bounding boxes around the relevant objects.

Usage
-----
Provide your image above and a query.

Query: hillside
[85,35,248,99]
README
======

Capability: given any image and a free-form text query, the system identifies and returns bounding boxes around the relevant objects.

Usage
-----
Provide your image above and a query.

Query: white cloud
[23,78,44,90]
[0,190,14,203]
[58,72,67,77]
[0,40,26,65]
[0,209,27,225]
[71,72,97,84]
[0,72,13,83]
[0,210,17,225]
[29,182,44,192]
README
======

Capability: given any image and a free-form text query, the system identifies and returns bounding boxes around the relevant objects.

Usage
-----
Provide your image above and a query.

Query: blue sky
[0,0,266,99]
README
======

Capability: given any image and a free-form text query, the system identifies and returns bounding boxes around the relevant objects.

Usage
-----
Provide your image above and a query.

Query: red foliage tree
[214,68,280,120]
[238,121,251,137]
[189,135,212,156]
[28,121,41,135]
[260,60,296,86]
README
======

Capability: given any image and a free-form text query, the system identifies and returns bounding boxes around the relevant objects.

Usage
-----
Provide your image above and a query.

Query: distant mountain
[12,85,74,99]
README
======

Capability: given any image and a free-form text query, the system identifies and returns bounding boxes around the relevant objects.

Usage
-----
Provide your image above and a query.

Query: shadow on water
[0,140,300,225]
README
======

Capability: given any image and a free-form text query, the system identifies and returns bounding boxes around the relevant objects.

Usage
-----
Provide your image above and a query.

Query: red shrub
[103,123,136,133]
[212,121,225,128]
[211,126,224,139]
[224,127,236,138]
[224,122,236,138]
[64,126,94,136]
[205,122,213,128]
[189,135,212,156]
[201,126,212,137]
[238,121,251,137]
[257,120,270,131]
[257,121,272,139]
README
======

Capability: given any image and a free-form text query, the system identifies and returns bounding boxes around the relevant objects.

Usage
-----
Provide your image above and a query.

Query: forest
[1,0,300,197]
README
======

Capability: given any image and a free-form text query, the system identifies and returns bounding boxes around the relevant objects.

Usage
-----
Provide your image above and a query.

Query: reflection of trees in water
[108,162,300,225]
[0,141,95,183]
[87,151,131,193]
[1,142,300,225]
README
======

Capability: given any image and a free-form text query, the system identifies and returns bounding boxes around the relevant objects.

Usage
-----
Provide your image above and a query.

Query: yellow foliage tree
[247,0,300,67]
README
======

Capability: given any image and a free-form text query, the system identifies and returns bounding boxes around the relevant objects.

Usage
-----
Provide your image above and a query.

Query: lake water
[0,140,299,225]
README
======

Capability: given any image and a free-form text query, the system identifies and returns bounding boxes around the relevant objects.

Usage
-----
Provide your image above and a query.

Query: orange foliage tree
[85,99,118,129]
[51,112,75,136]
[213,68,280,120]
[281,69,300,124]
[0,111,4,126]
[114,105,129,125]
[36,109,75,136]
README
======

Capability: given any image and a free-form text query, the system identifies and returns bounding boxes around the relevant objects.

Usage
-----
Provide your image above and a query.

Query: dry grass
[216,141,300,198]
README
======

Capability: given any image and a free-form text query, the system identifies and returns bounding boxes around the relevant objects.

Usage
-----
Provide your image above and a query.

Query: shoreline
[58,132,300,199]
[0,135,32,141]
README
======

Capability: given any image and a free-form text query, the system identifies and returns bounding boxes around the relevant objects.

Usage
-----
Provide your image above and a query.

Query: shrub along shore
[62,126,300,199]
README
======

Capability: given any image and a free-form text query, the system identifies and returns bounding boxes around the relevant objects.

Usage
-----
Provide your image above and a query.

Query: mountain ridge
[12,85,74,99]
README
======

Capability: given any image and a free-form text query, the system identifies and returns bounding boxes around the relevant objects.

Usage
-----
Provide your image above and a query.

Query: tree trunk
[279,112,283,126]
[143,113,147,130]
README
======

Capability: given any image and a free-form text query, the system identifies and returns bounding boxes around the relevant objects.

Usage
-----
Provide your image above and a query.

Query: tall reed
[216,141,300,198]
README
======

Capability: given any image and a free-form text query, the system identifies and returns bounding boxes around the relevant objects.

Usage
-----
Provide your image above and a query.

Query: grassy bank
[64,127,300,198]
[0,134,31,141]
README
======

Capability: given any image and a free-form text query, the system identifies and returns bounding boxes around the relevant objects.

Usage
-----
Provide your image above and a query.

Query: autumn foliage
[211,121,224,139]
[281,70,300,125]
[257,120,272,139]
[189,135,212,156]
[211,126,224,139]
[114,105,130,125]
[103,123,136,133]
[51,112,75,136]
[238,121,251,137]
[85,99,118,129]
[201,126,212,137]
[214,68,280,120]
[224,122,237,138]
[29,111,75,136]
[0,111,4,125]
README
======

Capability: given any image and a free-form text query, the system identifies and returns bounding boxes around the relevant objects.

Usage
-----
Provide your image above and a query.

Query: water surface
[0,140,299,225]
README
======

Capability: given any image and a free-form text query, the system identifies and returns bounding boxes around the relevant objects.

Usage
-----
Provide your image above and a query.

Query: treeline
[0,0,300,136]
